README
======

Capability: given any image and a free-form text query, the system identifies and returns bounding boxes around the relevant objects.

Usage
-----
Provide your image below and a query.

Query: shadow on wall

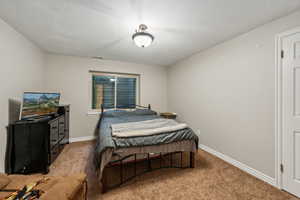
[5,98,21,173]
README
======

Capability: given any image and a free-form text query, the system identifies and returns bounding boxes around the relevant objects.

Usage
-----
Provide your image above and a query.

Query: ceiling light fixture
[132,24,154,48]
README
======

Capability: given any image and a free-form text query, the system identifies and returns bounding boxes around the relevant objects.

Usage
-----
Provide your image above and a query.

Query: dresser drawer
[49,120,59,148]
[58,117,65,140]
[50,145,59,163]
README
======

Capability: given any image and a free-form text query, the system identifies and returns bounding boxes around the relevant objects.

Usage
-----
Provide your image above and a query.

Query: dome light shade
[132,24,154,48]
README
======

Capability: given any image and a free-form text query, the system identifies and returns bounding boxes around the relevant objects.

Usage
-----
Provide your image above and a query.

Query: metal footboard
[102,151,195,193]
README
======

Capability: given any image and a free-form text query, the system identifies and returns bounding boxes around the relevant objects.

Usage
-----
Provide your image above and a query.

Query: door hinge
[280,164,284,173]
[281,50,284,59]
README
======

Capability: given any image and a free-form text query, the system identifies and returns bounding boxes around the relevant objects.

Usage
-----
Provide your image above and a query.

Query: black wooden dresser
[5,105,70,174]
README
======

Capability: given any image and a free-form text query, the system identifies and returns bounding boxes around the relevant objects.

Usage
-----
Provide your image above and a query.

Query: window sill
[87,111,102,116]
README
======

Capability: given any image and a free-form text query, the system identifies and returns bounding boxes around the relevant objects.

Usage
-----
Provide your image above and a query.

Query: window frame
[88,71,140,114]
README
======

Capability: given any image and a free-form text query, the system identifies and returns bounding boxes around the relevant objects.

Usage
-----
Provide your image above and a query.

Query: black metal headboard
[100,104,151,113]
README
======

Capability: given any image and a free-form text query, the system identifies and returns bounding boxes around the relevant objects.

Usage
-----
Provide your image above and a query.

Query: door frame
[275,27,300,190]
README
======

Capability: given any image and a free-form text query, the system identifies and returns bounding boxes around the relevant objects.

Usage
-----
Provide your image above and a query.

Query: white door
[282,31,300,197]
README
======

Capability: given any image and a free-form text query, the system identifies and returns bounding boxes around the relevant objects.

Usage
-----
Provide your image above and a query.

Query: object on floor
[0,173,87,200]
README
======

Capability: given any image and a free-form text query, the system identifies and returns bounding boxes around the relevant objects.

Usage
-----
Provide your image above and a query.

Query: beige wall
[167,10,300,178]
[0,18,45,172]
[44,54,167,139]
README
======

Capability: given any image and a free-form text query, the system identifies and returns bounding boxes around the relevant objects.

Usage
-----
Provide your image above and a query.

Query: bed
[94,105,199,192]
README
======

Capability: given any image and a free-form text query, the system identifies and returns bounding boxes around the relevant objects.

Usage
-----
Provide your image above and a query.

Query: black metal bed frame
[100,104,195,192]
[102,151,195,192]
[100,104,151,113]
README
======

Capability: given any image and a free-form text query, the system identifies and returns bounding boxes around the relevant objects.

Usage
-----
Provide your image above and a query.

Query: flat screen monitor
[20,92,60,120]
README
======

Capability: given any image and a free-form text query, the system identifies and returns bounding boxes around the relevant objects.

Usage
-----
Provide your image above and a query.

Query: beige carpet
[49,141,298,200]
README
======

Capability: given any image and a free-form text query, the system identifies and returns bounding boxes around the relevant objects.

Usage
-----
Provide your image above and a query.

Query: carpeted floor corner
[49,141,299,200]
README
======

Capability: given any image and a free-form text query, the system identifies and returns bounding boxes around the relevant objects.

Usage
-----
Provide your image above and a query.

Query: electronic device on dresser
[5,105,70,174]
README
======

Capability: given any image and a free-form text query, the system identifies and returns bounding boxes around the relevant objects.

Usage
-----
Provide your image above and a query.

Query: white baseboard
[199,144,276,187]
[69,136,96,143]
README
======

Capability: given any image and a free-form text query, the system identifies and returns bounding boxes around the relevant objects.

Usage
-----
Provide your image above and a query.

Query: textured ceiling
[0,0,300,66]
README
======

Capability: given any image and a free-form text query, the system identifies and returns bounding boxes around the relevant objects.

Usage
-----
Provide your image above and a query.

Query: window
[90,72,139,112]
